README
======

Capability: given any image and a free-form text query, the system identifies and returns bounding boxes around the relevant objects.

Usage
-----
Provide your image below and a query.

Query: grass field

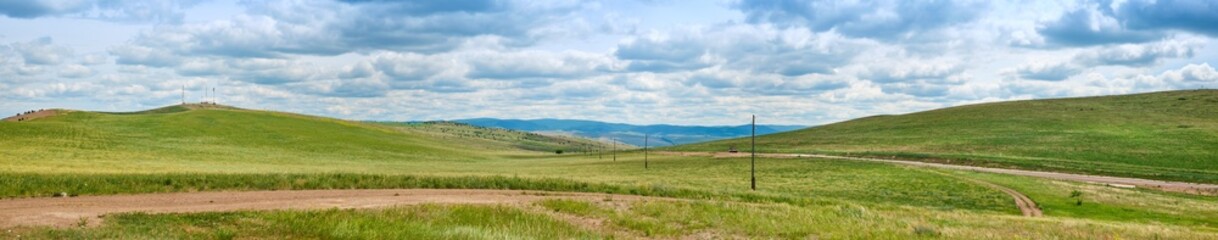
[9,196,1218,239]
[672,90,1218,183]
[3,101,1218,238]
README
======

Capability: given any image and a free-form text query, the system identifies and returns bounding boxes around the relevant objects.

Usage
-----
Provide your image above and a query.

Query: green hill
[0,104,610,173]
[378,121,624,153]
[671,90,1218,183]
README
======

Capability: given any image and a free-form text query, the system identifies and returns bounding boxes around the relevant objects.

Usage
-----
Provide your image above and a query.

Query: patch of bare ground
[0,189,664,229]
[2,109,66,122]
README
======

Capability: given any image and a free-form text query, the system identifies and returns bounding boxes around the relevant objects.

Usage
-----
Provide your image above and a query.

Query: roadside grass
[948,170,1218,230]
[671,90,1218,183]
[15,205,599,239]
[11,199,1218,239]
[0,153,1016,215]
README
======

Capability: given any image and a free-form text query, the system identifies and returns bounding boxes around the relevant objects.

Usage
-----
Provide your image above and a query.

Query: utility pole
[612,137,617,162]
[644,134,649,169]
[181,86,185,105]
[751,115,756,191]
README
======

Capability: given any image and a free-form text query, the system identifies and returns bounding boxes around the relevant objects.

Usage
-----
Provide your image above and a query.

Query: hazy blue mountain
[452,118,805,146]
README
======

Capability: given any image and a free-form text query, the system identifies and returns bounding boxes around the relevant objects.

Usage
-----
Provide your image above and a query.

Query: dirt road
[926,171,1043,217]
[0,189,655,228]
[659,151,1218,195]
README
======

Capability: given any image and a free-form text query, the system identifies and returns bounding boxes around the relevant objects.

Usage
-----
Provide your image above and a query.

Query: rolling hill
[671,90,1218,183]
[452,118,804,146]
[6,100,1218,238]
[376,121,621,153]
[0,104,613,174]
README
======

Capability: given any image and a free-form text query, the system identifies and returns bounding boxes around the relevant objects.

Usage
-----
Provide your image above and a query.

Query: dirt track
[659,151,1218,196]
[931,172,1043,217]
[0,189,654,228]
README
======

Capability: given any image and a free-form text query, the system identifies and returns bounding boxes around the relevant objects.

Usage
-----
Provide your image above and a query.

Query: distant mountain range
[450,118,806,147]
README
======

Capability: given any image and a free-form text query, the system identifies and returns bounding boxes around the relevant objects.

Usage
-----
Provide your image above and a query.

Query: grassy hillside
[672,90,1218,183]
[382,121,620,153]
[454,118,803,146]
[0,104,608,173]
[4,102,1218,238]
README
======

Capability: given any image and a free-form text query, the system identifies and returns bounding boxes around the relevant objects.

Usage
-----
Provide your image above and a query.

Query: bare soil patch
[0,189,657,228]
[3,109,65,122]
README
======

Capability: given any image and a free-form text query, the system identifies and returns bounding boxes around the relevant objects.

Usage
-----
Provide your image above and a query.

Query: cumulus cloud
[1159,63,1218,85]
[1074,39,1201,66]
[109,0,586,63]
[616,35,712,72]
[58,64,93,78]
[736,0,984,40]
[465,50,612,80]
[0,0,203,23]
[616,25,866,77]
[863,62,963,83]
[110,45,181,67]
[368,52,449,82]
[1118,0,1218,37]
[1038,5,1160,46]
[4,0,1218,126]
[13,37,72,65]
[1015,61,1083,81]
[1038,0,1218,46]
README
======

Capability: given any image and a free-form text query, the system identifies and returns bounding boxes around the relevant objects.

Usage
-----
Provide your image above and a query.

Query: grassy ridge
[0,106,612,173]
[383,121,618,153]
[0,107,477,172]
[672,90,1218,183]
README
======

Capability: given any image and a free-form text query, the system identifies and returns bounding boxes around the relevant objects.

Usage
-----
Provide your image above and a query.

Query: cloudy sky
[2,0,1217,125]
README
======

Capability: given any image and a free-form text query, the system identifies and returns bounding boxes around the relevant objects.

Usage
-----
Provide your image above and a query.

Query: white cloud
[58,64,93,78]
[13,37,72,65]
[1,0,1217,126]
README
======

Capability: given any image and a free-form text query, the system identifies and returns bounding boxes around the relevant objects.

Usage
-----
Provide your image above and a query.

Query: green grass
[672,90,1218,183]
[381,121,618,153]
[0,155,1017,215]
[947,170,1218,230]
[14,205,599,239]
[11,199,1218,239]
[4,100,1218,237]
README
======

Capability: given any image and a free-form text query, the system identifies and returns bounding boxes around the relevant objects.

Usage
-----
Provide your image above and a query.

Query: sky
[1,0,1216,126]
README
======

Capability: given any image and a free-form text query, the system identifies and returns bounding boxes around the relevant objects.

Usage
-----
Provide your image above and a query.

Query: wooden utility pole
[644,134,649,169]
[751,115,756,191]
[612,137,617,162]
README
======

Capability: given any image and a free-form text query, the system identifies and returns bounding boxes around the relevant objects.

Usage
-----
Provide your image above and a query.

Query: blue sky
[1,0,1216,125]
